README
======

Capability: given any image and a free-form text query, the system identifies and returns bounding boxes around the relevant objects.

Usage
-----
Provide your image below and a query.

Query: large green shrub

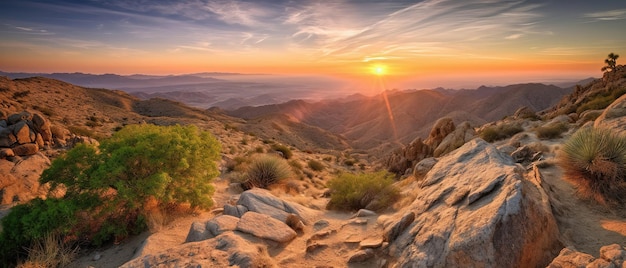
[558,127,626,206]
[326,171,400,212]
[0,124,221,265]
[244,154,293,188]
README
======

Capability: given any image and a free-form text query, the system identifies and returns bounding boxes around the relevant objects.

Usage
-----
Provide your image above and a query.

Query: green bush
[244,154,293,188]
[479,123,524,142]
[308,160,325,171]
[0,198,84,266]
[0,124,222,265]
[535,122,569,139]
[271,144,293,159]
[558,127,626,206]
[326,171,400,212]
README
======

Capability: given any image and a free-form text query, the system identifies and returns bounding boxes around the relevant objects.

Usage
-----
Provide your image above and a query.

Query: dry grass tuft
[17,233,78,268]
[558,127,626,206]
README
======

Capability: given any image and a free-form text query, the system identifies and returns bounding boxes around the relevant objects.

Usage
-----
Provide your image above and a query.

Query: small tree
[0,123,222,265]
[601,52,619,73]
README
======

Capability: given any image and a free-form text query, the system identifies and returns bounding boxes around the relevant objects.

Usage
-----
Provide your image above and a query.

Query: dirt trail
[540,164,626,256]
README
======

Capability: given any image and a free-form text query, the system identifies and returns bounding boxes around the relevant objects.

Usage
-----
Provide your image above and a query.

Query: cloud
[284,0,543,62]
[584,9,626,21]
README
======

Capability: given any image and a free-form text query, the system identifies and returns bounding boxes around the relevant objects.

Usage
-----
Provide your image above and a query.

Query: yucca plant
[244,154,293,189]
[559,127,626,206]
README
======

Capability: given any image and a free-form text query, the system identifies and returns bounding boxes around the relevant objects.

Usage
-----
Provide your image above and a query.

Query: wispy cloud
[284,0,543,62]
[584,9,626,21]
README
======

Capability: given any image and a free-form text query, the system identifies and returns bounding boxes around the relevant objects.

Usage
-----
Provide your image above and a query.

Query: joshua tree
[601,52,619,73]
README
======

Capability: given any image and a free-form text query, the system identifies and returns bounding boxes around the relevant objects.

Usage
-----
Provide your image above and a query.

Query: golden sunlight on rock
[601,220,626,236]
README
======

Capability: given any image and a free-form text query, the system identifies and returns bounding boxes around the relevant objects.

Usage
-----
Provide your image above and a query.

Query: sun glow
[371,64,387,76]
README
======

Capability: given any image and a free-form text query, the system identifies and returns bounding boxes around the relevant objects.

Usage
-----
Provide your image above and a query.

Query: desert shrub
[271,144,293,159]
[12,90,30,98]
[308,160,324,171]
[535,122,569,139]
[343,159,356,166]
[289,159,303,170]
[479,123,524,142]
[244,154,293,188]
[326,171,400,212]
[576,87,626,114]
[255,146,265,153]
[0,198,84,266]
[16,233,78,268]
[0,124,221,264]
[558,127,626,206]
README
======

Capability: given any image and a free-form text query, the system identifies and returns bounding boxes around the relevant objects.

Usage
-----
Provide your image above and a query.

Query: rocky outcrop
[513,106,537,119]
[433,121,476,157]
[235,188,317,224]
[122,233,276,268]
[384,137,432,175]
[0,153,53,205]
[382,139,562,267]
[425,117,455,149]
[0,111,52,157]
[595,94,626,135]
[548,244,625,268]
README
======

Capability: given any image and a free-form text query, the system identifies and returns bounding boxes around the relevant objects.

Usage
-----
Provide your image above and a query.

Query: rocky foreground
[119,137,625,267]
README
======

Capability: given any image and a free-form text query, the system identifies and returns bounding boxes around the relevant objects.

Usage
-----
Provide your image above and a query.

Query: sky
[1,0,625,89]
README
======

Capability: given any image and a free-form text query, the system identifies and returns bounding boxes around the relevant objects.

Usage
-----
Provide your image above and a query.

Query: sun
[371,64,387,76]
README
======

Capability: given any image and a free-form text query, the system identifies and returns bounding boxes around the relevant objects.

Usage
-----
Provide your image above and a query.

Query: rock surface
[425,117,455,149]
[236,211,297,243]
[0,153,53,205]
[122,233,276,267]
[595,94,626,135]
[236,188,317,223]
[185,215,240,243]
[548,244,626,268]
[433,121,475,157]
[383,139,562,267]
[0,111,52,157]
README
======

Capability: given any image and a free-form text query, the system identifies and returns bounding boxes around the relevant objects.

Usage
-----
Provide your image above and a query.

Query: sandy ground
[540,164,626,256]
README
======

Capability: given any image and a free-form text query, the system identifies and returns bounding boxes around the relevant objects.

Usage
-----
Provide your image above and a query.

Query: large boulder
[384,137,432,175]
[433,121,476,157]
[425,117,455,149]
[185,215,240,243]
[236,188,318,224]
[122,233,276,268]
[595,94,626,135]
[0,153,51,204]
[383,139,562,267]
[236,212,297,243]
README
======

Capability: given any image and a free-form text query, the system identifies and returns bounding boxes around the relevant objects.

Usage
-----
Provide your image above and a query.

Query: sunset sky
[1,0,625,88]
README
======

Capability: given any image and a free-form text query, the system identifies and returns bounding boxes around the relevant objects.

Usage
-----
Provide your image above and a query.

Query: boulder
[185,215,240,243]
[122,233,276,268]
[236,212,297,243]
[223,204,248,218]
[7,111,31,125]
[0,153,51,204]
[425,117,455,149]
[12,121,34,144]
[12,143,39,156]
[433,121,476,157]
[236,188,317,223]
[595,94,626,135]
[384,137,432,175]
[384,139,561,267]
[413,157,438,179]
[513,106,537,119]
[548,244,626,268]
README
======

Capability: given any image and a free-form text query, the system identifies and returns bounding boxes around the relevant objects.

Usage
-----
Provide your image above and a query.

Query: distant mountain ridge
[227,83,572,153]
